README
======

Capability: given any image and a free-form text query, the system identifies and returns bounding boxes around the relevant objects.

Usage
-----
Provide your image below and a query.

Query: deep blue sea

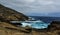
[30,16,60,23]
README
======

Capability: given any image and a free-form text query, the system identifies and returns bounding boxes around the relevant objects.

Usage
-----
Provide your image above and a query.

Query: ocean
[30,16,60,23]
[14,16,60,29]
[20,16,60,29]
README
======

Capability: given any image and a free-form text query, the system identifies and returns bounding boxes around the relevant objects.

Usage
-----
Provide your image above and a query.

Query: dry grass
[0,22,32,35]
[32,30,60,35]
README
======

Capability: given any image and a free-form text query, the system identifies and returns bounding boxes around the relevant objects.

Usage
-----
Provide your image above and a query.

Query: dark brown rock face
[32,21,60,35]
[0,4,28,21]
[48,21,60,31]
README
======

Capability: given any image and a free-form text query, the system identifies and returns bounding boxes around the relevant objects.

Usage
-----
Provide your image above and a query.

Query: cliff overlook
[0,4,28,21]
[0,4,31,35]
[0,4,60,35]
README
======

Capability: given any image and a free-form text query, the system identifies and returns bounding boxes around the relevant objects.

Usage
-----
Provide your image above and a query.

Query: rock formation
[47,21,60,31]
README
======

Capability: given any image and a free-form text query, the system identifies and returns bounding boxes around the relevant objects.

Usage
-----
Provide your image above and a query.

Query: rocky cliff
[0,4,32,35]
[0,4,28,21]
[0,4,60,35]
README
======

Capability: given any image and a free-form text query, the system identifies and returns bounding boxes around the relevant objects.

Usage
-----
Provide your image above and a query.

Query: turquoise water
[11,21,50,29]
[31,22,49,29]
[21,21,50,29]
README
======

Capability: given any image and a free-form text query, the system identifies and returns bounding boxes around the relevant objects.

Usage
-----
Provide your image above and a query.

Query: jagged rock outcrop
[47,21,60,31]
[0,4,28,21]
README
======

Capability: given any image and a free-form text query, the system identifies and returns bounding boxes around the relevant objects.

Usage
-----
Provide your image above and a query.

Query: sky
[0,0,60,17]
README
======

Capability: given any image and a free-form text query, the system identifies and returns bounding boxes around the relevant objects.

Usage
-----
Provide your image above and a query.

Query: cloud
[0,0,60,16]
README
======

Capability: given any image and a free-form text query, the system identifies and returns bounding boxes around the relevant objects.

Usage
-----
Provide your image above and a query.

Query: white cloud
[0,0,60,16]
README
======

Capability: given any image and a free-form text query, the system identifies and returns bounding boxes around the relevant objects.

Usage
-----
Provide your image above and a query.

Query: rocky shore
[32,21,60,35]
[0,4,60,35]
